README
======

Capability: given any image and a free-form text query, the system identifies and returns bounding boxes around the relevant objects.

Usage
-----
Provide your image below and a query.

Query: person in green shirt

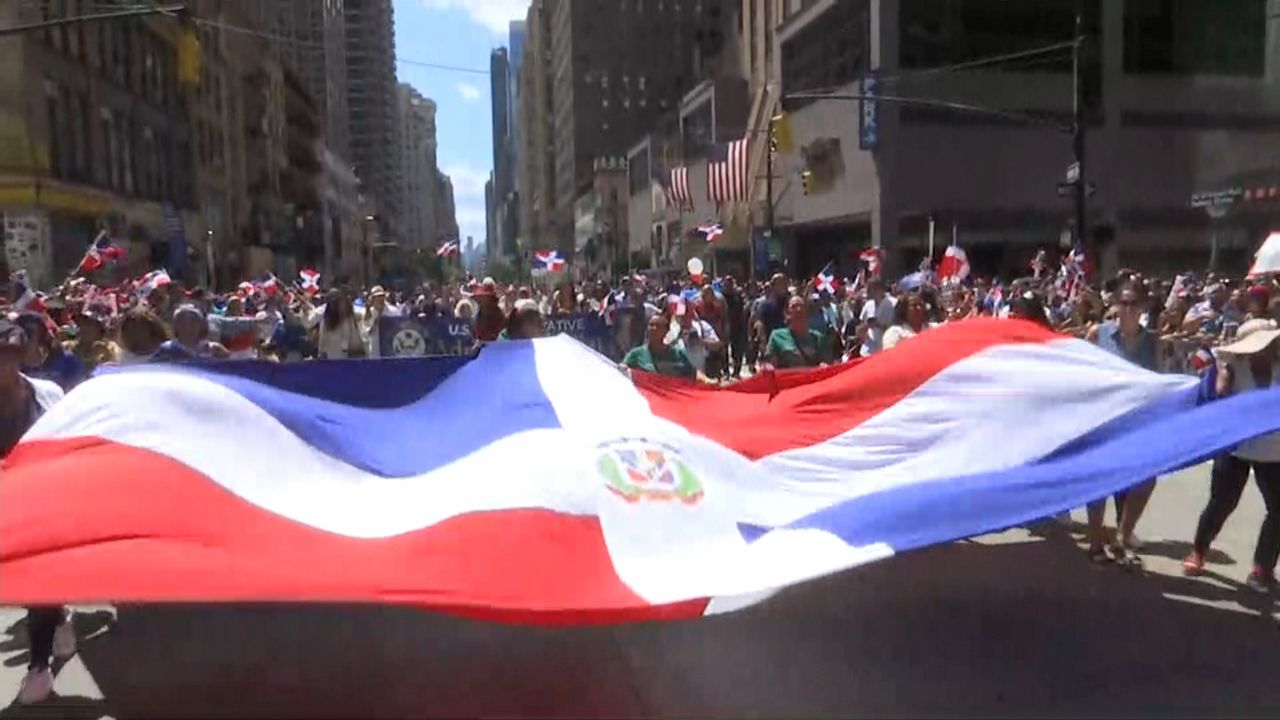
[621,313,696,379]
[765,295,832,369]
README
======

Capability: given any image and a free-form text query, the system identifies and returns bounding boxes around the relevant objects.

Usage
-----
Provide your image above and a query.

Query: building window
[100,111,119,191]
[681,100,714,160]
[69,92,90,182]
[781,0,870,106]
[1123,0,1266,77]
[900,0,1098,71]
[45,82,66,180]
[898,0,1103,117]
[121,118,135,197]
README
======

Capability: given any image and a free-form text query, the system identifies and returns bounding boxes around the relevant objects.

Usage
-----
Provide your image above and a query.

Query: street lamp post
[1071,0,1089,261]
[363,214,376,287]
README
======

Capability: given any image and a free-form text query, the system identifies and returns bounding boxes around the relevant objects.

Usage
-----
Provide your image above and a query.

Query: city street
[2,462,1278,719]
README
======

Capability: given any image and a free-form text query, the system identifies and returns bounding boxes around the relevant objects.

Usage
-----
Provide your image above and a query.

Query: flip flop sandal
[1088,546,1112,565]
[1110,545,1144,570]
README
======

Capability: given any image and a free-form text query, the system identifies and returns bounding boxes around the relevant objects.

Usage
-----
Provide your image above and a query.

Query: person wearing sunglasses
[1084,284,1160,567]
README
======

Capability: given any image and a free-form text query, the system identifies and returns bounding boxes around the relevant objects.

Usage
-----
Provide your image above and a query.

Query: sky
[393,0,529,253]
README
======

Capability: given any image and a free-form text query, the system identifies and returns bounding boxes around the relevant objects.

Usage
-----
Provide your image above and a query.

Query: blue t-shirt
[1095,321,1158,371]
[30,348,87,391]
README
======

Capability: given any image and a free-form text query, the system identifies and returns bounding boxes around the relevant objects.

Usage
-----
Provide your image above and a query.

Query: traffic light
[769,112,794,154]
[800,169,814,195]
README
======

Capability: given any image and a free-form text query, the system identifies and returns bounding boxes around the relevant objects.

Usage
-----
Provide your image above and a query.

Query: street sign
[859,74,879,151]
[1065,161,1080,184]
[1057,181,1096,198]
[1190,187,1243,210]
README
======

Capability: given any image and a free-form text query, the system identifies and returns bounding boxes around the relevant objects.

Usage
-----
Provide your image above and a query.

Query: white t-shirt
[882,324,917,351]
[859,296,896,355]
[1226,357,1280,462]
[680,319,720,375]
[25,373,64,413]
[309,309,365,360]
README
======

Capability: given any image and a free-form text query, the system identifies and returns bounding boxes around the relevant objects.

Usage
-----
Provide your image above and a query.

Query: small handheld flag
[437,240,460,258]
[814,261,841,294]
[937,240,970,284]
[533,250,566,272]
[77,230,126,274]
[299,268,321,295]
[696,222,724,243]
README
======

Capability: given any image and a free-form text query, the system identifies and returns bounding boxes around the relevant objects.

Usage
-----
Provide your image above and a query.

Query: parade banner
[379,315,476,358]
[378,312,619,358]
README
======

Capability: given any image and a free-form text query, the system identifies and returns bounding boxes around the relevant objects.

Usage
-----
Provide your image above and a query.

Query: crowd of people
[3,255,1280,704]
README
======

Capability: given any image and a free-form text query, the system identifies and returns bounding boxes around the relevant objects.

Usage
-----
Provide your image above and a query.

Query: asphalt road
[2,462,1278,719]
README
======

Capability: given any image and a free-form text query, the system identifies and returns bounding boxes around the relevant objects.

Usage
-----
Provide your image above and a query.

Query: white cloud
[419,0,528,35]
[455,82,481,102]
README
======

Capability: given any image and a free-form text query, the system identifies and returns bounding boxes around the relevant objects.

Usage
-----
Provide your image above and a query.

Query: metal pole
[927,215,936,261]
[760,127,773,285]
[362,222,370,287]
[0,4,187,36]
[1072,0,1088,260]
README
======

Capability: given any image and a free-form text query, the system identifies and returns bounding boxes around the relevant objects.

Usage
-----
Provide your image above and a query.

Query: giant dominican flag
[3,320,1280,623]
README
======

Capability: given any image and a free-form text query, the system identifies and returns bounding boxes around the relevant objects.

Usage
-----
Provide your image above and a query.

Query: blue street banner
[161,202,187,278]
[379,312,620,358]
[379,315,476,358]
[859,73,879,151]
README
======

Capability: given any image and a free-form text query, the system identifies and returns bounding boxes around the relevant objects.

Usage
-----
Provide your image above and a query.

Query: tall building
[0,2,200,287]
[247,0,351,161]
[489,47,520,259]
[767,0,1280,277]
[397,84,440,250]
[549,0,731,249]
[484,174,496,261]
[345,0,402,245]
[508,21,527,196]
[616,0,1276,281]
[517,0,558,254]
[437,172,459,241]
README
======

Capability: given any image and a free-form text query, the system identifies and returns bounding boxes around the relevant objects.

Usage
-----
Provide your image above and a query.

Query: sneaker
[53,617,76,659]
[16,666,53,704]
[1182,551,1206,576]
[1246,568,1276,594]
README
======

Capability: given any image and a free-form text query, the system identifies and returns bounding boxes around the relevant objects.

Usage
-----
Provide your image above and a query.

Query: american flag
[707,137,749,204]
[668,167,694,212]
[437,239,460,258]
